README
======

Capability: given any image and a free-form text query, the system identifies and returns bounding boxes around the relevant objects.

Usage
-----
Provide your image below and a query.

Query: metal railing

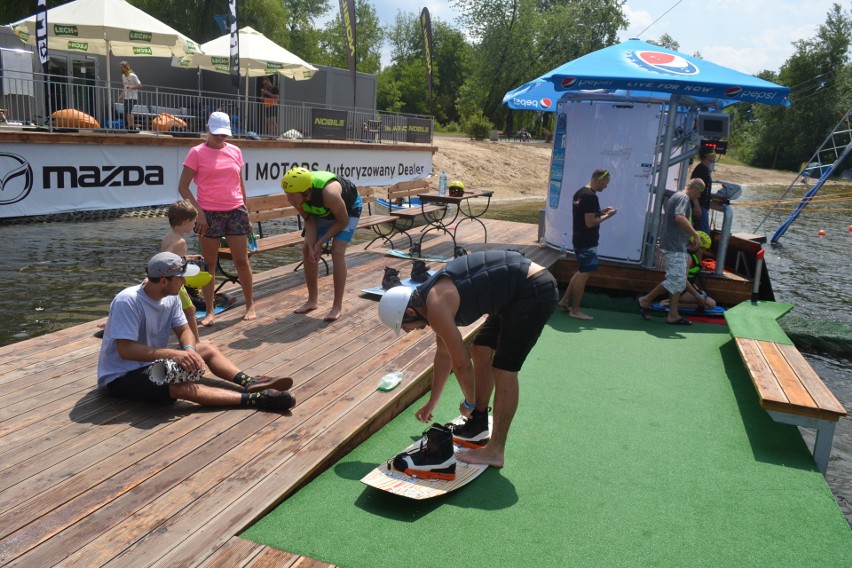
[0,73,433,143]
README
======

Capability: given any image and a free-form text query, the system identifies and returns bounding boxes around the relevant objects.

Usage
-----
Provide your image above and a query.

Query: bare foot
[323,307,342,322]
[243,306,257,321]
[294,302,318,314]
[569,311,593,320]
[200,314,215,327]
[457,447,504,468]
[557,301,570,312]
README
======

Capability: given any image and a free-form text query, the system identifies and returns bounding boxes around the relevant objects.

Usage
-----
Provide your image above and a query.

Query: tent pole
[643,94,680,268]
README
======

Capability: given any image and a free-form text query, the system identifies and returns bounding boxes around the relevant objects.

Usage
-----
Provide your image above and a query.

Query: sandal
[636,297,651,321]
[666,317,692,326]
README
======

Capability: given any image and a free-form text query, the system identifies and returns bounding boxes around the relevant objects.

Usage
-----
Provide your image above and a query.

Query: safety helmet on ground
[281,167,312,193]
[696,231,711,250]
[378,286,413,336]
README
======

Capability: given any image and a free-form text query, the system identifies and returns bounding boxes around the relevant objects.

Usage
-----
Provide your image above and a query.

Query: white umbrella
[10,0,202,123]
[9,0,201,59]
[173,26,317,131]
[174,26,315,80]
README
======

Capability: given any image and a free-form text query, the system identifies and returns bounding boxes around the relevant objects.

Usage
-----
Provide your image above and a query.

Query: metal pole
[643,95,681,267]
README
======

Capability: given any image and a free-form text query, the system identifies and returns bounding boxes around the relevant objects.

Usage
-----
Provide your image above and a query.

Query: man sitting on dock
[377,250,558,469]
[97,252,296,411]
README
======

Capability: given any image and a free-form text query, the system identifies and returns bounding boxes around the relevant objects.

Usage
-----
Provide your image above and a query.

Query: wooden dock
[0,219,558,567]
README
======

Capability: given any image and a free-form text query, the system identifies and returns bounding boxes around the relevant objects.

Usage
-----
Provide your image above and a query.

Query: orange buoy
[818,230,827,237]
[152,113,187,132]
[848,225,852,232]
[51,109,100,129]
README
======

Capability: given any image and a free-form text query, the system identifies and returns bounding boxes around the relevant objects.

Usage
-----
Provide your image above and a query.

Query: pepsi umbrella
[502,38,790,111]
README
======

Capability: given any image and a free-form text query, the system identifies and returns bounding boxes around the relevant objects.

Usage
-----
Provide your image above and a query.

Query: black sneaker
[392,423,456,480]
[447,408,490,448]
[247,389,296,412]
[410,260,430,283]
[240,375,294,393]
[381,266,403,289]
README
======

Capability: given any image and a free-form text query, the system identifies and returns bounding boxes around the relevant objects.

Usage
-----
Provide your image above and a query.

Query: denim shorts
[316,215,359,243]
[203,205,250,238]
[575,246,599,273]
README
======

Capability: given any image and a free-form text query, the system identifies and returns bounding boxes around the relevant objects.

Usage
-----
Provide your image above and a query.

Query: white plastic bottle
[438,170,448,196]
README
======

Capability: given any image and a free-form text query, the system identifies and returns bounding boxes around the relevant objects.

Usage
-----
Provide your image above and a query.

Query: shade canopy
[174,26,316,80]
[9,0,200,59]
[503,38,790,111]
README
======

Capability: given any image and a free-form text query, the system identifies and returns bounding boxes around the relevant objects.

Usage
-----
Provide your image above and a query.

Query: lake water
[0,183,850,524]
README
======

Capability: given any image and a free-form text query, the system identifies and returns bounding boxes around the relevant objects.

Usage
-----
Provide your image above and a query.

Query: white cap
[208,111,232,136]
[378,286,413,336]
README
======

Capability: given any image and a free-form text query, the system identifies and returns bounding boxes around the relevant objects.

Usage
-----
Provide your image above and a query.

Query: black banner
[406,117,432,144]
[311,108,348,140]
[228,0,240,89]
[419,8,433,105]
[338,0,357,108]
[36,0,48,72]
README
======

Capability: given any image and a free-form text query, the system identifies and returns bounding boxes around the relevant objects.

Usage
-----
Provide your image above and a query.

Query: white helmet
[378,286,413,336]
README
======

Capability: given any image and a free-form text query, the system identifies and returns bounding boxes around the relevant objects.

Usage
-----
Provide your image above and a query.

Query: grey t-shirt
[660,191,692,252]
[97,284,186,387]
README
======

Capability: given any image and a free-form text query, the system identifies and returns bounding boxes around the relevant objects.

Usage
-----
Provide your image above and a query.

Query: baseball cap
[146,252,201,278]
[208,112,232,136]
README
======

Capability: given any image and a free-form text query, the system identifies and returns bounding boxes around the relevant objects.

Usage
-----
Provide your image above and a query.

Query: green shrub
[463,110,494,140]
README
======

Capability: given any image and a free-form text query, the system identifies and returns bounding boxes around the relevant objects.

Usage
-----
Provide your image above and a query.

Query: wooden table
[414,190,494,257]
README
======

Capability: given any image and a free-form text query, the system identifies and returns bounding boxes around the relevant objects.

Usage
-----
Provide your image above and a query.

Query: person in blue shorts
[281,167,363,322]
[558,168,618,320]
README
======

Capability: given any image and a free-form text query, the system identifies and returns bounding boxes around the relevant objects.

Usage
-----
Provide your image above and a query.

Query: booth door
[545,100,663,263]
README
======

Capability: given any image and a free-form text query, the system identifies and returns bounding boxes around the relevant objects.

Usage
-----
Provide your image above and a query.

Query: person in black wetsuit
[378,250,558,468]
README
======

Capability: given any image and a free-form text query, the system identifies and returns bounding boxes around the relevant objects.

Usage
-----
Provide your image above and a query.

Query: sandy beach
[430,136,812,202]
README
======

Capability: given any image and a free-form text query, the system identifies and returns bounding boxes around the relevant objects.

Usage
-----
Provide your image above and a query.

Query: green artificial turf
[243,309,851,567]
[724,301,794,344]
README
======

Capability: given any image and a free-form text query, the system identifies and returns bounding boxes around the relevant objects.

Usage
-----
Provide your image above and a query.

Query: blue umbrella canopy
[503,38,790,111]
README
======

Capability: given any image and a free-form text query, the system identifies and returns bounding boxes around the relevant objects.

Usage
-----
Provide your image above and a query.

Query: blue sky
[366,0,843,75]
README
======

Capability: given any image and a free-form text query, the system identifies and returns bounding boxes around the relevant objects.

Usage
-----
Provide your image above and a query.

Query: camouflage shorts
[146,358,204,385]
[202,205,250,238]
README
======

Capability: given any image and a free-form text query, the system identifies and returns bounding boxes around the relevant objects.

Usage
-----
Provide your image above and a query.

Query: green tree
[315,0,383,74]
[736,3,852,171]
[455,0,627,131]
[379,11,472,123]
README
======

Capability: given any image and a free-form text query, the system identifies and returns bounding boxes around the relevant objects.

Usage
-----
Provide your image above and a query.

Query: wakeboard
[195,294,237,320]
[360,415,492,500]
[385,249,453,263]
[650,302,726,317]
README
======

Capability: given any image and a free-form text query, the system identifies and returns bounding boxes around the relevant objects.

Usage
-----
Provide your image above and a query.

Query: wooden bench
[217,190,408,290]
[734,337,847,474]
[386,179,446,228]
[356,186,411,250]
[216,194,312,290]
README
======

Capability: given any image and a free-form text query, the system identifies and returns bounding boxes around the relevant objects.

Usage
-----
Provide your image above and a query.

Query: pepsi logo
[541,98,552,108]
[560,77,577,88]
[630,50,699,76]
[725,87,743,98]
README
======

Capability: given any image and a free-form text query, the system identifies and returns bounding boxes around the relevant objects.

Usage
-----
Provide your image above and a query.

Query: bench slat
[758,340,818,409]
[735,338,788,404]
[776,342,847,415]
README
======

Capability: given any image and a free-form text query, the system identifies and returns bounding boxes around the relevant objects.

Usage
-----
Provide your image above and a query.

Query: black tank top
[416,250,531,326]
